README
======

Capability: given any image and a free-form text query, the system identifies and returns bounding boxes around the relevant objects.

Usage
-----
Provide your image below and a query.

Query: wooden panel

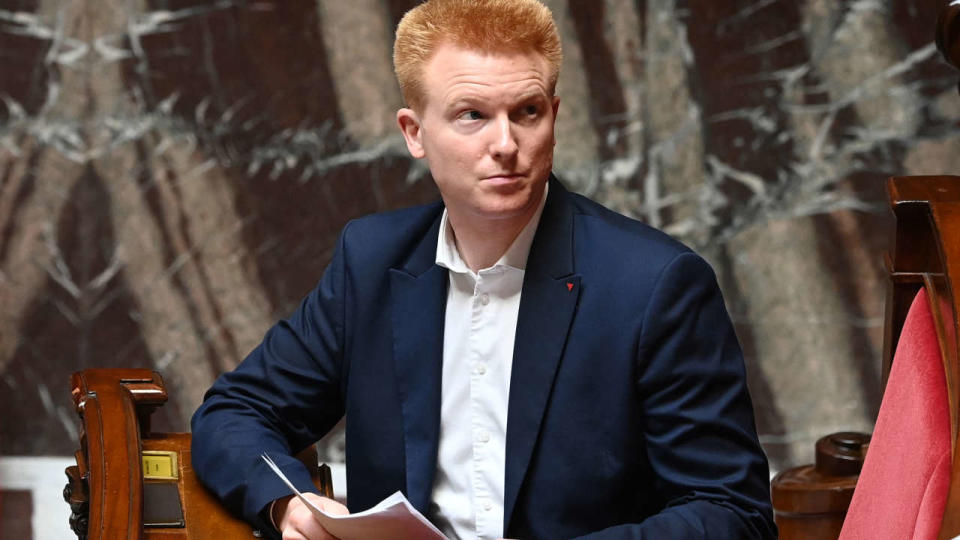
[931,202,960,540]
[0,490,32,540]
[141,434,256,539]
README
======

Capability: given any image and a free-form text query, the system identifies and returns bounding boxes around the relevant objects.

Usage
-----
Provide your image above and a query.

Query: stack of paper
[261,454,449,540]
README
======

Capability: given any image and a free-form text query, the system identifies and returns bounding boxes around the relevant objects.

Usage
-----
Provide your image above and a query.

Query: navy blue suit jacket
[191,177,776,539]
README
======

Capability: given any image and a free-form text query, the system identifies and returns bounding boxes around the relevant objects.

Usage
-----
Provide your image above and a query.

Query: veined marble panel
[1,0,957,496]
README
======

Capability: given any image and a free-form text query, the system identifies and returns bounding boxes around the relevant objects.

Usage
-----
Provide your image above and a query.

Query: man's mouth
[483,173,524,181]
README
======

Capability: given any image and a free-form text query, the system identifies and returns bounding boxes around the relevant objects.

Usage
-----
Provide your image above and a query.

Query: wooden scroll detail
[770,432,869,540]
[65,368,336,539]
[66,369,168,540]
[886,176,960,540]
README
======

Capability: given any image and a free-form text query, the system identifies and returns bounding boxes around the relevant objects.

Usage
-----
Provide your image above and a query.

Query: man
[191,1,776,539]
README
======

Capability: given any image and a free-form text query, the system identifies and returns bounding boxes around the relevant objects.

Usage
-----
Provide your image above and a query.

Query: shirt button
[479,431,490,443]
[480,293,490,305]
[476,364,487,375]
[484,501,493,511]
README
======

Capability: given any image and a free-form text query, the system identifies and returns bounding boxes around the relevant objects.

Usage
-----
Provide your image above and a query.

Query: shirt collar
[435,183,549,275]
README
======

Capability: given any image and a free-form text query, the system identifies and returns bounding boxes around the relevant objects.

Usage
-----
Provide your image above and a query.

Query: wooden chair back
[885,175,960,539]
[64,368,333,539]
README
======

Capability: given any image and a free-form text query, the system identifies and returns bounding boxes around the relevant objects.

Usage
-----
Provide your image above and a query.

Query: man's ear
[397,108,425,159]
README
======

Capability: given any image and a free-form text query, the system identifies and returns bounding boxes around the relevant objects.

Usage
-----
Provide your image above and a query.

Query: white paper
[261,453,449,540]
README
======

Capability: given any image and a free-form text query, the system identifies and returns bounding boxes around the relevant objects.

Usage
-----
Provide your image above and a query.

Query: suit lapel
[390,214,447,514]
[504,178,581,528]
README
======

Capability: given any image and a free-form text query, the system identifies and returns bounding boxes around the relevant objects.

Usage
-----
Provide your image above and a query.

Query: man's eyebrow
[514,90,550,103]
[449,88,550,107]
[442,86,550,111]
[446,96,482,108]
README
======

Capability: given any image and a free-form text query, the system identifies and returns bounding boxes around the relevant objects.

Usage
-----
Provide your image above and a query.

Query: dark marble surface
[0,0,957,470]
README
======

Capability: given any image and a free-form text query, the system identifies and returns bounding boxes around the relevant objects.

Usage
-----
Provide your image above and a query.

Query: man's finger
[278,493,347,540]
[284,516,338,540]
[315,497,349,516]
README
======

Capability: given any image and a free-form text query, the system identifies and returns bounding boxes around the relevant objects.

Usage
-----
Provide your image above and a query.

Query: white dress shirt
[429,186,548,540]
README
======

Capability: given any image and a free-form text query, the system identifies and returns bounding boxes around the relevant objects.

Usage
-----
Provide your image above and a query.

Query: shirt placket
[469,271,497,538]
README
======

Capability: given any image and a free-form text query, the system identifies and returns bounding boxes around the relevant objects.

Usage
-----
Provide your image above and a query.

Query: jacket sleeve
[575,252,776,539]
[190,223,352,533]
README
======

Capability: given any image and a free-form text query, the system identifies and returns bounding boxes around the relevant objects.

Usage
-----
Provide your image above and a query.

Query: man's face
[397,44,559,229]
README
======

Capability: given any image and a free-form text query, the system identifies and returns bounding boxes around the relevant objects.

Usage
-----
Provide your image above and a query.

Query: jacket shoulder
[567,191,693,268]
[338,200,444,267]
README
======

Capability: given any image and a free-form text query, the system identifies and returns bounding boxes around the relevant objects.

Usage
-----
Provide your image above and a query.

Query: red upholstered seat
[839,289,952,540]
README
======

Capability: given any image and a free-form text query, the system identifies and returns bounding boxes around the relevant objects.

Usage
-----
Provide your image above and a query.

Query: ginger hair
[393,0,562,111]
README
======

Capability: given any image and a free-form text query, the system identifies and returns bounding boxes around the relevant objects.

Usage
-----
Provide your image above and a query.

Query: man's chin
[468,197,540,223]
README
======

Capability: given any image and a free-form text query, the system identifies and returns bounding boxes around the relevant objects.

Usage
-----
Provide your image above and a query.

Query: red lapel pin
[566,282,574,291]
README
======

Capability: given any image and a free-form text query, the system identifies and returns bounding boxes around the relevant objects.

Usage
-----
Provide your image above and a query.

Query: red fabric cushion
[839,288,951,540]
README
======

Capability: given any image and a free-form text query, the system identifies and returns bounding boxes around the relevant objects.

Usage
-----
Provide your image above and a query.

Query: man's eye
[459,110,483,121]
[524,105,539,116]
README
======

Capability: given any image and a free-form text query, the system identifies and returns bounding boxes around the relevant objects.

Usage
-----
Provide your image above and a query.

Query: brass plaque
[142,451,178,480]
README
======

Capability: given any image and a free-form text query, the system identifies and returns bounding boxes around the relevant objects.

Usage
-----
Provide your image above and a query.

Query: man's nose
[490,116,519,160]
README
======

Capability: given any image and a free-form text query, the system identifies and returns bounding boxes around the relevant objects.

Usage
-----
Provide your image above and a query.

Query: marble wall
[1,0,958,483]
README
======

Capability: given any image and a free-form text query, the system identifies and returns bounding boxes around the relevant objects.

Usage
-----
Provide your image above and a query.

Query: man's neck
[447,208,536,273]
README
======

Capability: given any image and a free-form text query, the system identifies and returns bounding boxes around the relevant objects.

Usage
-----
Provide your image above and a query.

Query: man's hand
[273,493,349,540]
